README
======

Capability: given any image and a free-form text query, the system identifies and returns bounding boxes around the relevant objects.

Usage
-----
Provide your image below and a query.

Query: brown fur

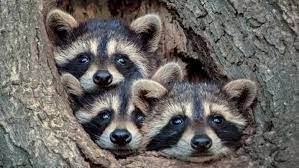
[130,14,162,52]
[132,62,184,112]
[46,9,78,43]
[132,79,168,112]
[223,79,257,110]
[136,77,257,162]
[61,73,84,96]
[151,62,184,89]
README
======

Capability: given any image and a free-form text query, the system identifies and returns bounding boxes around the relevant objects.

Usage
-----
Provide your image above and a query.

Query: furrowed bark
[0,1,119,167]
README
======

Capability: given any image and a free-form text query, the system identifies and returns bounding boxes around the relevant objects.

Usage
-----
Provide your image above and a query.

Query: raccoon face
[133,79,257,162]
[74,83,145,157]
[46,9,162,92]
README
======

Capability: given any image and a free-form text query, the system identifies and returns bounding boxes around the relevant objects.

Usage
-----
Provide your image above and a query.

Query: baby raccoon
[61,62,183,157]
[76,81,144,157]
[46,9,162,93]
[132,77,257,162]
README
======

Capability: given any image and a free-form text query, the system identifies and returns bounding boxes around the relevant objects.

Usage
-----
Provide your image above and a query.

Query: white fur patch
[107,39,148,77]
[145,103,186,140]
[96,122,117,149]
[90,39,98,56]
[75,95,119,124]
[126,121,142,150]
[161,128,194,158]
[107,66,125,86]
[203,102,246,126]
[205,128,230,155]
[79,65,98,92]
[54,39,98,65]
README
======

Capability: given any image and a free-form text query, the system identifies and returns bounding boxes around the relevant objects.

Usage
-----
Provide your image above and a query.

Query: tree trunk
[0,0,297,167]
[0,0,119,167]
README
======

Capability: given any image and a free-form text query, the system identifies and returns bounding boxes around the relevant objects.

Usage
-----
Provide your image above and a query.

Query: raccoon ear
[132,79,167,112]
[130,14,162,52]
[223,79,257,110]
[151,62,183,90]
[61,73,84,97]
[46,9,78,45]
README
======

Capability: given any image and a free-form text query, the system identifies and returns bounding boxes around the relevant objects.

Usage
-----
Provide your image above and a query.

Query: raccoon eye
[114,54,128,65]
[99,111,112,120]
[171,115,185,126]
[78,54,90,64]
[136,115,144,125]
[133,109,145,128]
[209,115,224,126]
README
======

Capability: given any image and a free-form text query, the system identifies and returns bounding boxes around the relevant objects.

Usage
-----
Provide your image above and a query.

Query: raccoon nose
[93,70,112,86]
[191,134,212,151]
[110,129,132,146]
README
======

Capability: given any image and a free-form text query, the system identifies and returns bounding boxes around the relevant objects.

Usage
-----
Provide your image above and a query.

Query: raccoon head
[134,78,257,162]
[73,81,145,157]
[46,9,162,92]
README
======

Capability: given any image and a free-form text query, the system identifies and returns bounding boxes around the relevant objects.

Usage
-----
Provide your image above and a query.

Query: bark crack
[0,124,34,167]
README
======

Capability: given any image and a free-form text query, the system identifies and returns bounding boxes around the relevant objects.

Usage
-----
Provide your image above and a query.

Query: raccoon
[132,77,257,162]
[46,9,162,93]
[61,62,183,157]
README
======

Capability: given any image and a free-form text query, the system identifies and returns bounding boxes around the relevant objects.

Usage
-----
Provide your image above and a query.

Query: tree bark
[0,0,298,167]
[0,0,119,167]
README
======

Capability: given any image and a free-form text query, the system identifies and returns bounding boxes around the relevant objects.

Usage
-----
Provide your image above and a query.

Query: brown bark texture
[0,0,298,167]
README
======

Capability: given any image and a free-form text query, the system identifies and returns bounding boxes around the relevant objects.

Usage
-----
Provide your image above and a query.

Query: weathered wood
[0,0,119,167]
[0,0,298,167]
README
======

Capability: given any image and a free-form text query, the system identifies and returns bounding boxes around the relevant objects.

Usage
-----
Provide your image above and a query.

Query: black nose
[110,129,132,146]
[191,134,212,151]
[93,70,112,86]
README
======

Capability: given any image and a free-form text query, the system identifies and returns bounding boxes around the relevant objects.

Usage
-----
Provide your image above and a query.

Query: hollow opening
[51,0,227,83]
[45,0,245,164]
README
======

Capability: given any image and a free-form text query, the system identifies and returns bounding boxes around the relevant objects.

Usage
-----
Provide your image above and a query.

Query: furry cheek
[95,122,117,149]
[160,128,194,158]
[79,65,98,92]
[205,128,230,156]
[107,66,125,85]
[126,122,143,150]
